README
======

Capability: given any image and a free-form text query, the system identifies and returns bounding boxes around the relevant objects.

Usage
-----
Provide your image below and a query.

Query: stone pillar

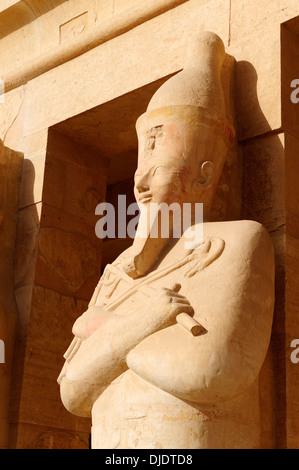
[0,140,23,448]
[10,129,108,448]
[281,20,299,450]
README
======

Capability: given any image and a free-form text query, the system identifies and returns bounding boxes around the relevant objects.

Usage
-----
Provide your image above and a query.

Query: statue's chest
[93,237,226,316]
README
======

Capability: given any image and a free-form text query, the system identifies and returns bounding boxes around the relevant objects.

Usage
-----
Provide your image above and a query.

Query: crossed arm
[59,286,193,417]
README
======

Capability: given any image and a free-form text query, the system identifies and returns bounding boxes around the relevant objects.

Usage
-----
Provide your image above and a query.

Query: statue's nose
[136,174,150,193]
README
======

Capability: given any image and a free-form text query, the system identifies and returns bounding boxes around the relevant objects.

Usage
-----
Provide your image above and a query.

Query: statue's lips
[138,194,152,204]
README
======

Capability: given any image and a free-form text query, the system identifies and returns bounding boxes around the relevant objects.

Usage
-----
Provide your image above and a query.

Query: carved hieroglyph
[58,32,275,449]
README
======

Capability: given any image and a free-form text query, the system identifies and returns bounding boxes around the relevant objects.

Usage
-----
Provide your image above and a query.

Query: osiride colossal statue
[58,31,275,449]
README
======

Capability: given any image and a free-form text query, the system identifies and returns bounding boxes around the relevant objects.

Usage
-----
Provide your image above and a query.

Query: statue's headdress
[137,31,235,150]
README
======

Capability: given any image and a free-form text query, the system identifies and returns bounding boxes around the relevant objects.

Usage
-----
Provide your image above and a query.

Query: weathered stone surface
[0,0,294,451]
[0,142,23,448]
[242,133,285,232]
[22,129,48,157]
[9,286,91,448]
[34,202,102,300]
[9,422,89,449]
[230,0,299,41]
[0,88,25,142]
[230,0,299,140]
[281,22,299,141]
[59,32,275,449]
[285,234,299,449]
[19,152,46,209]
[37,225,99,297]
[42,153,106,224]
[22,0,229,137]
[14,203,41,289]
[285,122,299,449]
[285,134,299,225]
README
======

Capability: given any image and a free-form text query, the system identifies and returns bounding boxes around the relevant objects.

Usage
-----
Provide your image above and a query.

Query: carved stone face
[134,112,199,207]
[134,106,231,210]
[134,155,191,208]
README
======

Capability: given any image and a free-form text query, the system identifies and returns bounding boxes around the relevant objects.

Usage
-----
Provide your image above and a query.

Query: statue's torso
[90,220,273,449]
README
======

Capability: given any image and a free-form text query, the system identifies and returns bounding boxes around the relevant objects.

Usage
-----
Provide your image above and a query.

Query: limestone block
[44,131,108,226]
[241,133,285,232]
[230,0,299,139]
[47,129,108,174]
[0,0,104,77]
[230,0,299,41]
[10,285,91,449]
[23,0,230,136]
[113,0,143,15]
[286,235,299,333]
[14,284,34,333]
[285,133,299,230]
[19,129,49,209]
[22,129,49,156]
[0,142,23,449]
[27,286,89,353]
[35,204,102,300]
[19,344,90,431]
[230,27,281,139]
[37,227,99,296]
[43,154,106,224]
[285,234,299,448]
[19,152,46,209]
[0,11,39,78]
[281,26,299,140]
[9,422,89,449]
[0,87,25,142]
[259,226,286,449]
[14,203,42,289]
[60,12,89,44]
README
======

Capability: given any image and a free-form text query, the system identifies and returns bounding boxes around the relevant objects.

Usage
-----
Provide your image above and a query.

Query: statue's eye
[152,165,172,176]
[152,166,166,176]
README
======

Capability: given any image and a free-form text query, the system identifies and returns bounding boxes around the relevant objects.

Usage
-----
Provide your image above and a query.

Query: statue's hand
[147,284,194,330]
[72,305,112,340]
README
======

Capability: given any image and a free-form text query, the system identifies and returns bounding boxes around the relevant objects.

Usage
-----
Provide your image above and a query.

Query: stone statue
[58,32,275,449]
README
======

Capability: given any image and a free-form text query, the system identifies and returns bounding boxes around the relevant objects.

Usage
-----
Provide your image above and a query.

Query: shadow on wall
[8,57,286,449]
[236,60,286,450]
[9,156,38,449]
[0,141,23,449]
[10,146,95,449]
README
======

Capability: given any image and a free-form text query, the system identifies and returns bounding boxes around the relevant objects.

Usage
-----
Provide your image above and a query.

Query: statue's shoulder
[204,219,272,246]
[201,219,274,267]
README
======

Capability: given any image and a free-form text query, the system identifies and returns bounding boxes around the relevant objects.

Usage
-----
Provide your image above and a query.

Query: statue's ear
[193,161,215,189]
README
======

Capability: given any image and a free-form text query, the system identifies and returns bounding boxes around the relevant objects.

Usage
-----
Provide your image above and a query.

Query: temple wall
[0,0,298,448]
